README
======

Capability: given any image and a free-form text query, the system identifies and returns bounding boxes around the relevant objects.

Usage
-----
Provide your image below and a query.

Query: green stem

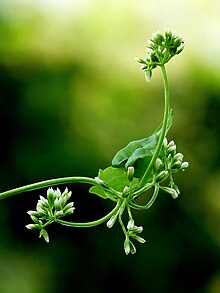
[0,176,97,200]
[42,220,54,229]
[127,205,133,220]
[132,182,154,199]
[118,204,127,235]
[139,64,170,187]
[129,184,159,210]
[56,200,121,228]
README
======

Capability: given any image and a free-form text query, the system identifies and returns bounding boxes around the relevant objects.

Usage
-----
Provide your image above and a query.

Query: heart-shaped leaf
[89,167,139,198]
[112,109,174,178]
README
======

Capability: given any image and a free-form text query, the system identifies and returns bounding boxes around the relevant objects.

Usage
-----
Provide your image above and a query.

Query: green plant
[0,29,188,255]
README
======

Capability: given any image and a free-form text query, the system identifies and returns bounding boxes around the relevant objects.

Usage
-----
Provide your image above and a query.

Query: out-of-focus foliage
[0,1,220,292]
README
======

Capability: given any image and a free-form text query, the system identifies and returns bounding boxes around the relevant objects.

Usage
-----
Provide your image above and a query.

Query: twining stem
[129,184,159,210]
[139,64,170,187]
[0,176,97,200]
[56,200,122,228]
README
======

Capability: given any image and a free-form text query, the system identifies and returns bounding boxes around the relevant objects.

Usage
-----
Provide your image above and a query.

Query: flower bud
[47,187,55,205]
[147,39,153,47]
[36,203,47,214]
[176,44,184,55]
[38,197,49,209]
[39,229,49,243]
[127,219,135,230]
[127,166,135,182]
[167,147,176,155]
[123,186,130,196]
[162,186,179,199]
[156,170,168,182]
[124,237,131,255]
[152,31,164,44]
[131,225,143,234]
[107,214,118,228]
[154,158,163,172]
[27,210,42,217]
[165,28,173,39]
[173,152,184,163]
[181,161,189,170]
[129,240,137,254]
[167,145,176,155]
[62,187,69,197]
[95,177,109,188]
[172,161,182,170]
[26,224,40,230]
[54,188,61,198]
[172,184,180,195]
[132,234,146,244]
[174,37,183,48]
[163,137,168,148]
[64,207,75,217]
[145,70,152,82]
[167,140,175,148]
[55,210,64,217]
[54,197,62,210]
[62,190,72,204]
[63,202,74,212]
[60,196,68,207]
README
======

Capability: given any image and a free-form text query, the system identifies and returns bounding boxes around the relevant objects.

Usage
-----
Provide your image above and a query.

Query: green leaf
[89,186,109,199]
[124,134,157,168]
[112,136,154,168]
[90,167,139,198]
[112,109,174,178]
[99,167,130,192]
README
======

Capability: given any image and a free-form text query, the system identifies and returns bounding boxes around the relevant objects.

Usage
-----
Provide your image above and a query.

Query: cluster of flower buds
[148,29,184,62]
[124,219,146,255]
[153,138,189,199]
[136,29,184,81]
[154,138,189,179]
[163,138,189,172]
[26,187,75,242]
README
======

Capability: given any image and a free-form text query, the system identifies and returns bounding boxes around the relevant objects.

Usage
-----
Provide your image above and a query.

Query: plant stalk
[56,200,122,227]
[129,184,159,210]
[139,64,170,187]
[0,176,97,200]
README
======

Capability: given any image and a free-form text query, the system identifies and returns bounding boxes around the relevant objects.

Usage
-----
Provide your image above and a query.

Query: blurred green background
[0,0,220,292]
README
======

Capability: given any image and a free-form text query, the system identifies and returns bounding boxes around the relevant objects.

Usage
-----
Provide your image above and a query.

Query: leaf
[125,134,157,168]
[112,109,174,178]
[89,186,109,199]
[112,135,155,167]
[90,167,139,198]
[99,167,130,192]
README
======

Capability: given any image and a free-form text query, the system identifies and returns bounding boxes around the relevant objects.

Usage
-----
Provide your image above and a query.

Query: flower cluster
[155,138,189,175]
[26,187,74,242]
[124,219,146,255]
[136,29,184,81]
[154,138,189,199]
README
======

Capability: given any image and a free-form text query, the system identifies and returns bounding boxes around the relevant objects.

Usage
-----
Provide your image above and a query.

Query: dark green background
[0,1,220,292]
